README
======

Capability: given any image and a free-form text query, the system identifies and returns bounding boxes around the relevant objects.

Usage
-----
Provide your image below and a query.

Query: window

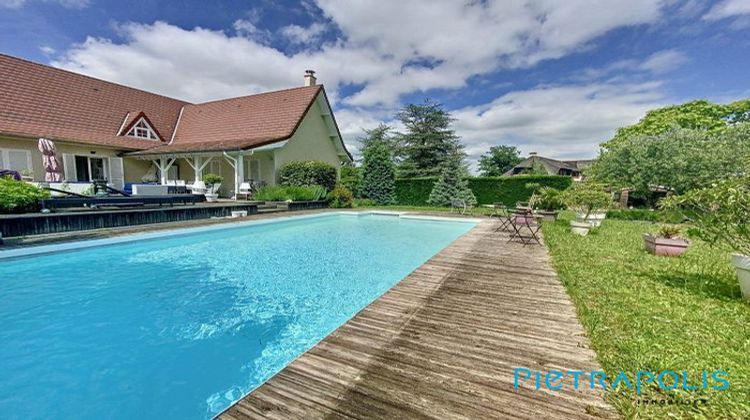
[0,149,32,173]
[74,156,109,182]
[126,117,159,140]
[245,158,261,181]
[207,160,222,177]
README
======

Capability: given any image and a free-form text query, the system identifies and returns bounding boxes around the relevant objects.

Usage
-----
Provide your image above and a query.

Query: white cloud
[639,49,688,73]
[0,0,88,8]
[39,45,56,55]
[703,0,750,20]
[279,22,326,45]
[50,1,677,165]
[451,81,666,171]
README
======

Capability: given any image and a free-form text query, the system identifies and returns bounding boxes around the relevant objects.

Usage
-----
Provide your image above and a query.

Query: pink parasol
[37,138,63,182]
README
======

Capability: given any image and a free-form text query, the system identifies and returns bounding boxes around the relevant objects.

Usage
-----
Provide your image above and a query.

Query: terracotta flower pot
[570,220,592,236]
[730,253,750,301]
[643,234,690,257]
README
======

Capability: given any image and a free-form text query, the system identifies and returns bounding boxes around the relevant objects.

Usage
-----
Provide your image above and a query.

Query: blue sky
[1,0,749,170]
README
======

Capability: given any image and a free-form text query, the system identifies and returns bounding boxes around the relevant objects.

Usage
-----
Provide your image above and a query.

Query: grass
[543,214,750,419]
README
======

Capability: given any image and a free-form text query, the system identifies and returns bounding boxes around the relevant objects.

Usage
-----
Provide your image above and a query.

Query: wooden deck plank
[219,218,617,419]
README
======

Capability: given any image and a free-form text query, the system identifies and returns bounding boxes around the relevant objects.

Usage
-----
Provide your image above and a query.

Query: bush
[531,186,566,211]
[606,208,684,223]
[353,198,376,207]
[561,182,612,217]
[327,185,354,208]
[202,173,223,186]
[339,166,361,197]
[254,185,325,201]
[661,175,750,256]
[279,161,337,191]
[394,175,572,206]
[0,177,50,213]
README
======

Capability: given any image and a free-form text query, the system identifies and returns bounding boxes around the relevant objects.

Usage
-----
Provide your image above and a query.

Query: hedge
[606,208,685,224]
[278,160,337,191]
[395,175,573,206]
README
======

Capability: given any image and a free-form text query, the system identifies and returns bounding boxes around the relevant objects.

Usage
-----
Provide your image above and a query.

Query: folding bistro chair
[507,212,543,246]
[493,203,513,232]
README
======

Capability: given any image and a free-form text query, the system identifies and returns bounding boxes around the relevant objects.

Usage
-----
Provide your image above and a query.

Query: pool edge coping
[0,211,482,261]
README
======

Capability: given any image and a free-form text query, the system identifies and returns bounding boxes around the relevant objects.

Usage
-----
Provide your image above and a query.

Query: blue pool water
[0,213,476,419]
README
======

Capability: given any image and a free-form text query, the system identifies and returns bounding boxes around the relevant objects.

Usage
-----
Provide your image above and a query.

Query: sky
[1,0,749,172]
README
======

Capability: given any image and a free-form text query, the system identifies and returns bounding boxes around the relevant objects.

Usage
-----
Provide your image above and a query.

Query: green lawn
[543,215,750,419]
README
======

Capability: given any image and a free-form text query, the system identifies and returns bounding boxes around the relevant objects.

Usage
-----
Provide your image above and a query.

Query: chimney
[304,69,317,86]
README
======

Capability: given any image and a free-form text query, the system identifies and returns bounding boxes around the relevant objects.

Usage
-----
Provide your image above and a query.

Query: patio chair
[237,182,252,200]
[191,181,207,195]
[492,203,513,232]
[450,198,473,215]
[507,212,543,246]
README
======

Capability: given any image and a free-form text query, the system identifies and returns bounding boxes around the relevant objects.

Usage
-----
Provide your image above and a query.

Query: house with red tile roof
[0,54,352,196]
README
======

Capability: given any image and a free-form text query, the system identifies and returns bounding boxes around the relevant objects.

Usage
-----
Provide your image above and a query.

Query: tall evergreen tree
[360,125,396,204]
[395,99,464,177]
[427,152,476,207]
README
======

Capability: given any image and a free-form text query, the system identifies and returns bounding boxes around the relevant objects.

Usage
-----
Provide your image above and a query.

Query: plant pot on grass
[643,225,690,257]
[570,220,593,236]
[561,182,613,235]
[661,175,750,300]
[731,253,750,300]
[529,186,564,222]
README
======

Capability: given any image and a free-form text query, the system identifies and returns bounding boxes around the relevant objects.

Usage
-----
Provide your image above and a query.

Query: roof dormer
[120,112,163,141]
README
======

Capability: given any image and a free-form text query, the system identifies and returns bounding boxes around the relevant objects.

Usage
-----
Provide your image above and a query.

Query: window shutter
[109,157,124,190]
[0,150,4,169]
[62,154,77,181]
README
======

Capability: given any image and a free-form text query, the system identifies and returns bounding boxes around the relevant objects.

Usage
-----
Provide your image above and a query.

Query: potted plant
[662,176,750,300]
[562,183,612,235]
[202,173,223,202]
[530,186,565,221]
[643,225,690,257]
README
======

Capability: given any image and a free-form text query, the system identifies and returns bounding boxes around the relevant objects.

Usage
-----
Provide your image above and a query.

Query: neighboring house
[0,54,351,196]
[503,153,593,180]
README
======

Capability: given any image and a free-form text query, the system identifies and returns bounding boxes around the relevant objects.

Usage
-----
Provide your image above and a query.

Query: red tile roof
[0,54,186,150]
[0,54,348,158]
[137,85,323,154]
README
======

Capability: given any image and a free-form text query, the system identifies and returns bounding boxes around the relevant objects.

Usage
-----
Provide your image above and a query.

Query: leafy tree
[605,99,750,147]
[589,124,750,194]
[395,99,465,177]
[427,152,477,207]
[360,126,396,204]
[478,145,523,176]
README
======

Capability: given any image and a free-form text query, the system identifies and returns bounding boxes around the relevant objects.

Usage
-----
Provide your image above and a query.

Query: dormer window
[126,117,159,140]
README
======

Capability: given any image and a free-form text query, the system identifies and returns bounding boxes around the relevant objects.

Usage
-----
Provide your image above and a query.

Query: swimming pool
[0,212,477,419]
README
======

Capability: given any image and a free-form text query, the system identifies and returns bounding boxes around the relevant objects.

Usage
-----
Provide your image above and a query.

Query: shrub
[202,173,223,187]
[606,209,684,223]
[0,177,50,214]
[661,175,750,256]
[255,185,326,201]
[561,182,612,218]
[656,224,682,239]
[279,161,337,191]
[530,186,566,211]
[339,166,361,197]
[353,198,376,207]
[394,175,572,206]
[327,185,354,208]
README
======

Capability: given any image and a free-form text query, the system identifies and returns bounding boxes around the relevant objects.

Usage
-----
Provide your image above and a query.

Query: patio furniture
[507,213,543,246]
[450,198,473,215]
[486,203,513,232]
[132,184,169,195]
[237,182,253,200]
[191,181,207,195]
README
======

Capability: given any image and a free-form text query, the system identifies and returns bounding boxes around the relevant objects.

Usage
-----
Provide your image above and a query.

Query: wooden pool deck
[220,218,617,419]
